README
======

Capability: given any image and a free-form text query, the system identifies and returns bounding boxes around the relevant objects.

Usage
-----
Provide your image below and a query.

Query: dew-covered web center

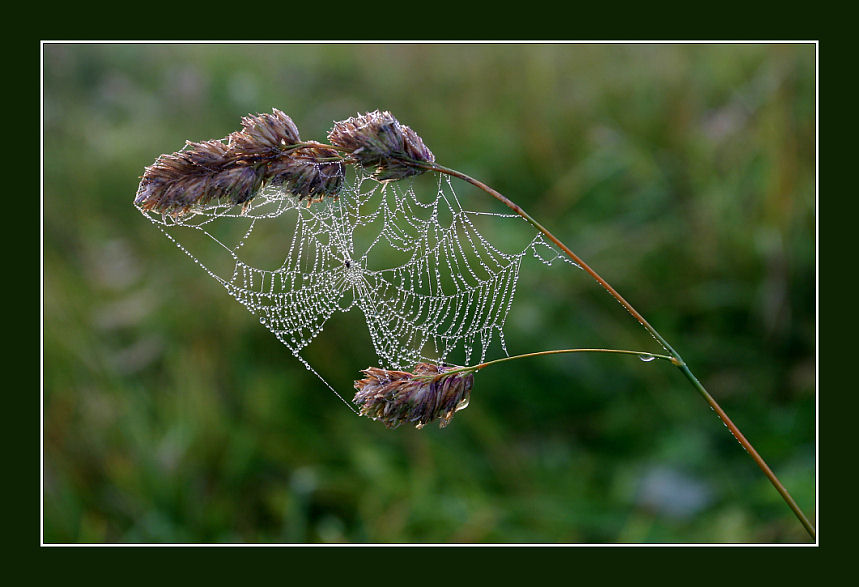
[136,168,577,409]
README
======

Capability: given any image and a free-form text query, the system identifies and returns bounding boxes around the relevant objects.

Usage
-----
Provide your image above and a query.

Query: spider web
[137,169,576,408]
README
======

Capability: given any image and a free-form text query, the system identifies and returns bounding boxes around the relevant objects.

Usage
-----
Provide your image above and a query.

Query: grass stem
[414,159,815,541]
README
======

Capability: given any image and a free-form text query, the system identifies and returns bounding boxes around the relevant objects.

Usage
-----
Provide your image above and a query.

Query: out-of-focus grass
[42,42,815,543]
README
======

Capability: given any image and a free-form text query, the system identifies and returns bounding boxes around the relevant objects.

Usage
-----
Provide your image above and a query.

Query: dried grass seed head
[135,147,264,215]
[135,109,344,215]
[229,108,302,157]
[328,110,435,181]
[353,362,473,429]
[211,164,264,205]
[267,145,345,203]
[135,140,234,214]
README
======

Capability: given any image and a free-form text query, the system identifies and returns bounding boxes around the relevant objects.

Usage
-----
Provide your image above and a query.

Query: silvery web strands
[135,167,575,403]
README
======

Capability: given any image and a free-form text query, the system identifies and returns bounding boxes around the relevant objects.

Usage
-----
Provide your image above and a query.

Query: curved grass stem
[439,349,677,378]
[412,159,815,541]
[475,348,677,369]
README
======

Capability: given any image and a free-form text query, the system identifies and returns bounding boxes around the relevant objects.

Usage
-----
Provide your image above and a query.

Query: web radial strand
[136,167,574,401]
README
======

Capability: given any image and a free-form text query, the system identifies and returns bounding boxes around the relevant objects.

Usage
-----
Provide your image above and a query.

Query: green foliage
[42,43,815,543]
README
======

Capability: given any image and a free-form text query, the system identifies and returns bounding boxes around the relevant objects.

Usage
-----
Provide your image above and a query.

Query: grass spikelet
[328,110,435,181]
[228,108,302,157]
[134,109,342,215]
[267,145,344,204]
[353,363,473,429]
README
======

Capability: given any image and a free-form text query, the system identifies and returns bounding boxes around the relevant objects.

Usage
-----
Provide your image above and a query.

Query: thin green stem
[477,348,677,369]
[675,362,816,539]
[404,157,814,541]
[435,348,676,379]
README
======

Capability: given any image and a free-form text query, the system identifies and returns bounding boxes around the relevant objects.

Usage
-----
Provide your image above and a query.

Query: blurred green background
[42,42,815,543]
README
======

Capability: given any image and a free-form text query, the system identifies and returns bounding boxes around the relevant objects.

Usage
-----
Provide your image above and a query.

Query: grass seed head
[328,110,435,181]
[353,362,473,429]
[267,145,344,203]
[135,109,341,215]
[229,108,302,157]
[134,141,235,215]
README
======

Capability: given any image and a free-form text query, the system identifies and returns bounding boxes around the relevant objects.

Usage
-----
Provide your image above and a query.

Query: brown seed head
[267,145,344,203]
[135,143,264,216]
[181,139,235,169]
[135,140,230,215]
[328,110,435,181]
[135,109,343,216]
[353,362,473,429]
[210,164,264,205]
[229,108,302,157]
